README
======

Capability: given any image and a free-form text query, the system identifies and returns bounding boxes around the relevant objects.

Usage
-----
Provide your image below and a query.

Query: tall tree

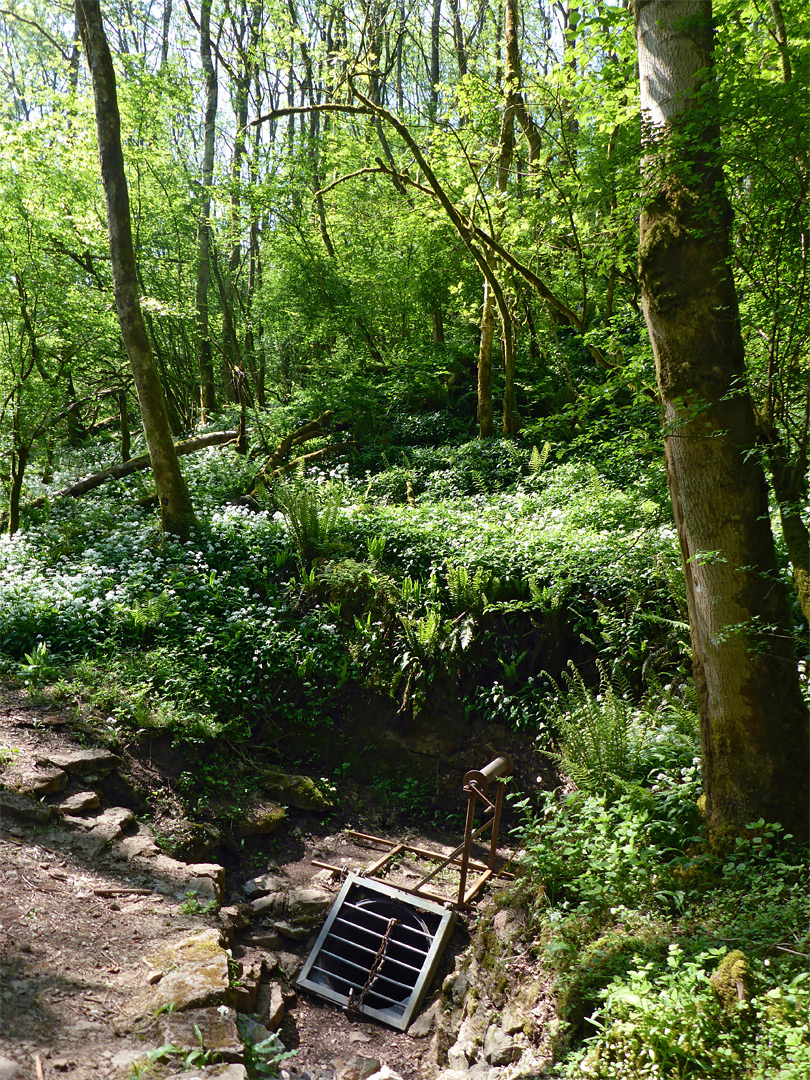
[75,0,197,538]
[196,0,218,420]
[634,0,808,838]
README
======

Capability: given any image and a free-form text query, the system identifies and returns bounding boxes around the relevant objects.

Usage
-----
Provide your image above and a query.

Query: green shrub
[562,947,810,1080]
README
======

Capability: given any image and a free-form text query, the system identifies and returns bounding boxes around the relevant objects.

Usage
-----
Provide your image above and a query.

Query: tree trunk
[118,388,131,462]
[76,0,197,539]
[196,0,217,420]
[8,417,29,538]
[477,269,495,438]
[635,0,808,838]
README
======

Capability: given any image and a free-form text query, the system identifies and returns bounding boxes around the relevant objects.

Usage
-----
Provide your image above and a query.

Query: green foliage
[561,947,810,1080]
[541,663,699,796]
[19,640,58,688]
[270,478,344,564]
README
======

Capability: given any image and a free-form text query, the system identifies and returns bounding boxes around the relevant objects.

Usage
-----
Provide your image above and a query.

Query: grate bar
[311,965,405,1009]
[341,901,432,939]
[315,950,416,992]
[327,932,423,974]
[335,917,430,958]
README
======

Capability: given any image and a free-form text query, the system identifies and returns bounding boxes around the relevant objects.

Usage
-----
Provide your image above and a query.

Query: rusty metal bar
[365,842,405,876]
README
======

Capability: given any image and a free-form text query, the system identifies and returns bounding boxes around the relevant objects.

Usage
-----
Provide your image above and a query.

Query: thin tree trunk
[119,388,131,462]
[635,0,808,838]
[76,0,197,538]
[196,0,217,420]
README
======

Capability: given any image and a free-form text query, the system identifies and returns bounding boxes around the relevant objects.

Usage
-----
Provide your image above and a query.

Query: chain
[346,916,398,1018]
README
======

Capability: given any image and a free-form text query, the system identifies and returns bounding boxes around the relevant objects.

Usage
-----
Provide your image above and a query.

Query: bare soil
[0,688,504,1080]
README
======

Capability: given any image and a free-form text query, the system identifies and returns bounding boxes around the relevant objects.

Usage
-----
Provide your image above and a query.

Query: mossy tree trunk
[76,0,197,539]
[635,0,809,839]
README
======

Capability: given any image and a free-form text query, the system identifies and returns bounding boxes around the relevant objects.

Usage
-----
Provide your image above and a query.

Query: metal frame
[311,754,514,910]
[296,872,457,1030]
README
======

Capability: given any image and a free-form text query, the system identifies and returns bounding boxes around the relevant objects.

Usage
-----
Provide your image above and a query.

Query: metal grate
[297,873,456,1030]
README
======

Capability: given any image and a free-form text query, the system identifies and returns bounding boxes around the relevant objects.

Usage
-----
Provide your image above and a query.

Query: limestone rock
[231,950,264,1012]
[331,1055,381,1080]
[93,806,136,840]
[500,1001,525,1036]
[484,1025,520,1067]
[0,790,54,823]
[258,767,335,811]
[219,904,251,938]
[226,797,286,839]
[37,748,120,774]
[254,981,285,1032]
[7,766,67,797]
[242,929,282,950]
[57,790,100,814]
[275,952,304,981]
[157,1005,243,1061]
[131,929,230,1019]
[203,1066,249,1080]
[0,1055,22,1080]
[447,1017,479,1071]
[244,872,287,899]
[408,998,440,1038]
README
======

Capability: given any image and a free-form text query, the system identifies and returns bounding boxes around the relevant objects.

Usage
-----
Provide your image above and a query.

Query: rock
[483,1026,520,1067]
[187,863,226,904]
[244,873,287,900]
[272,920,312,940]
[491,909,522,945]
[408,998,440,1038]
[93,806,136,841]
[226,797,286,839]
[116,827,159,858]
[239,1016,274,1044]
[311,867,339,886]
[232,950,264,1012]
[260,982,285,1032]
[57,790,100,814]
[435,1072,469,1080]
[0,1056,21,1080]
[366,1069,405,1080]
[70,831,110,859]
[8,766,67,797]
[447,1018,478,1071]
[130,929,230,1019]
[204,1066,249,1080]
[37,749,120,775]
[500,1002,525,1036]
[157,1005,243,1061]
[258,767,335,811]
[275,953,304,981]
[242,930,282,950]
[110,1050,148,1070]
[219,904,252,937]
[331,1055,381,1080]
[0,790,54,824]
[250,893,283,917]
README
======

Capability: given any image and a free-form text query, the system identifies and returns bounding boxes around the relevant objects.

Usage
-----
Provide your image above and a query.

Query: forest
[0,0,808,1077]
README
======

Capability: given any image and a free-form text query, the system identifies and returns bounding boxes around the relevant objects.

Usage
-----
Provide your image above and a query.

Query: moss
[710,949,750,1012]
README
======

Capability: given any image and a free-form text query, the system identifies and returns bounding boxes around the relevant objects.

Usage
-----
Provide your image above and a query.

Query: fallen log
[247,411,337,495]
[27,430,238,509]
[272,441,358,477]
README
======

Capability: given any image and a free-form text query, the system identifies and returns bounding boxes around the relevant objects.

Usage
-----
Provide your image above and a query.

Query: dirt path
[0,690,486,1080]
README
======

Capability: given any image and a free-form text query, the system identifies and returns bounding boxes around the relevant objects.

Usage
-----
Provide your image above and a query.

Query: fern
[542,662,652,796]
[272,479,342,563]
[446,560,496,614]
[529,441,551,474]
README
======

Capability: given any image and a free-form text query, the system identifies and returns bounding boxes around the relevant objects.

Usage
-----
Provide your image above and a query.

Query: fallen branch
[272,441,358,477]
[247,411,334,494]
[27,430,238,508]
